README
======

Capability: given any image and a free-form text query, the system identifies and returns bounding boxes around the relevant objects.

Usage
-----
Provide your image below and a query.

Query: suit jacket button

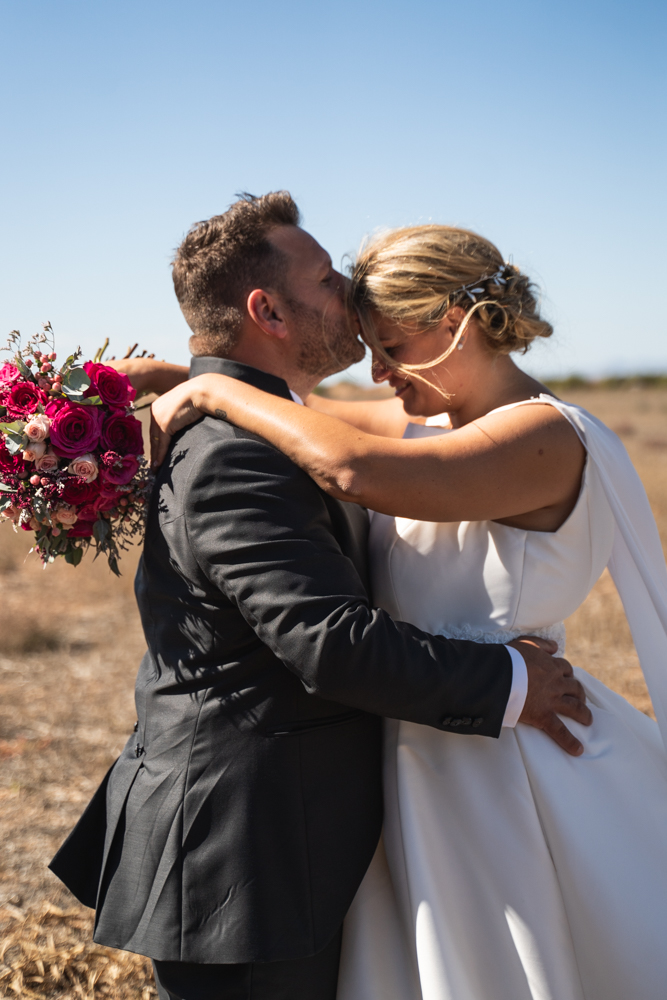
[473,718,483,728]
[462,717,472,726]
[135,744,145,758]
[450,719,462,727]
[133,721,139,733]
[441,717,452,726]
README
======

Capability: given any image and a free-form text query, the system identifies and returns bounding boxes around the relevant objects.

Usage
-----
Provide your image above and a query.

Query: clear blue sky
[1,0,665,384]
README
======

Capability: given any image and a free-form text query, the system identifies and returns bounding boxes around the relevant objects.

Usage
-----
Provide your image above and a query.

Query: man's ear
[246,288,288,340]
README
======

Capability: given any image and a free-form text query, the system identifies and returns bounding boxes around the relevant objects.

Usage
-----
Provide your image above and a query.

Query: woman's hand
[150,382,206,468]
[106,358,189,396]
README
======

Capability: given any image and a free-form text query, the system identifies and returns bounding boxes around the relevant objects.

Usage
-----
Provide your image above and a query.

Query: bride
[141,225,667,998]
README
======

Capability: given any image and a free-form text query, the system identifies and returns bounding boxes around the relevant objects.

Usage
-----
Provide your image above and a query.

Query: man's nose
[333,269,348,298]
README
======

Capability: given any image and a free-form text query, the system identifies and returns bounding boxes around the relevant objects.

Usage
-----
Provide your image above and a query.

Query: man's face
[269,226,365,379]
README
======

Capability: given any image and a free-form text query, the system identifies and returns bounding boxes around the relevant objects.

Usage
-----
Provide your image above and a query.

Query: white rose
[23,440,46,462]
[24,413,51,442]
[68,453,99,483]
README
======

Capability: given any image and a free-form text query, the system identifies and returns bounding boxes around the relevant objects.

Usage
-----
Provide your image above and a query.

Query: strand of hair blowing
[349,225,553,378]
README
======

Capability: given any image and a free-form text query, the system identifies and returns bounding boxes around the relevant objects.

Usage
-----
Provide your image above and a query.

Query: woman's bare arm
[107,358,189,395]
[305,393,414,437]
[151,373,585,529]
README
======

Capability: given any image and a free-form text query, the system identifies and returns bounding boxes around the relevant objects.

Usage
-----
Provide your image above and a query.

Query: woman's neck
[448,357,552,428]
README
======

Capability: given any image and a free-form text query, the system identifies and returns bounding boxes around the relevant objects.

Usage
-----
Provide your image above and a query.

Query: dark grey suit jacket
[50,358,512,964]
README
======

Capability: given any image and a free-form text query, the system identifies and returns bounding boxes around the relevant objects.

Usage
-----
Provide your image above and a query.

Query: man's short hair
[172,191,301,357]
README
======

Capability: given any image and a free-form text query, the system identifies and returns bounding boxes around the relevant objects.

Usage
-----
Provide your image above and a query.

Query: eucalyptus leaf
[2,433,25,455]
[61,366,91,395]
[0,482,16,491]
[0,496,14,512]
[75,395,102,407]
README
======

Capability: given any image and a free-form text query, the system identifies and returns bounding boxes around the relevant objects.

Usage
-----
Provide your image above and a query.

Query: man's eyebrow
[319,256,333,273]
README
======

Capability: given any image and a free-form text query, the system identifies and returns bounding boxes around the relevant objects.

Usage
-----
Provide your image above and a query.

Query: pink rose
[100,412,144,456]
[62,478,100,506]
[67,452,98,483]
[24,413,51,442]
[99,454,139,486]
[83,362,136,409]
[34,448,59,472]
[0,503,20,523]
[5,382,48,420]
[0,363,22,385]
[54,505,78,526]
[22,440,46,462]
[49,402,103,458]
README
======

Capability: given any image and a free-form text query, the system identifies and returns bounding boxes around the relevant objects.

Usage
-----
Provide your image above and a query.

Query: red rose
[99,454,139,486]
[100,412,144,456]
[61,478,101,506]
[45,397,67,418]
[49,402,103,458]
[0,440,25,474]
[5,382,48,419]
[83,362,135,409]
[0,363,22,386]
[67,519,96,538]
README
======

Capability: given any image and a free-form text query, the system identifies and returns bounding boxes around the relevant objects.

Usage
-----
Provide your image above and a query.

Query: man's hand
[510,637,592,756]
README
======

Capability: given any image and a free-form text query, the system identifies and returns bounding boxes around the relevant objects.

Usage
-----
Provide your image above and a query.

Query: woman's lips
[393,381,410,397]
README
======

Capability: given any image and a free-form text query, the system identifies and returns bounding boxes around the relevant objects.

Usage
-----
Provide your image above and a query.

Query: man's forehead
[269,225,330,268]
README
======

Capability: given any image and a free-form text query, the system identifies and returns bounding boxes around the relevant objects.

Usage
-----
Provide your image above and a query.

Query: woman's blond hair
[349,225,553,381]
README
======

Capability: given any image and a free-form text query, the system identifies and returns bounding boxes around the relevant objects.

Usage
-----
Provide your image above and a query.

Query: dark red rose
[0,363,22,386]
[61,478,101,506]
[100,412,144,456]
[0,440,25,474]
[67,519,96,538]
[45,397,67,418]
[5,382,48,419]
[77,502,99,521]
[99,454,139,486]
[93,489,119,514]
[83,362,135,409]
[49,402,103,458]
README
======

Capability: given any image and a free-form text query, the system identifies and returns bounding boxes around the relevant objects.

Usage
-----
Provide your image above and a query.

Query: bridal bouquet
[0,325,151,574]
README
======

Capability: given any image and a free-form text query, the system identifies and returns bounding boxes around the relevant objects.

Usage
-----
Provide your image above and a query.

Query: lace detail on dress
[437,622,566,657]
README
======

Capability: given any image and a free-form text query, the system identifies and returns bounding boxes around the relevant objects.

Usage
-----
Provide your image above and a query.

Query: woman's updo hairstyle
[350,225,553,378]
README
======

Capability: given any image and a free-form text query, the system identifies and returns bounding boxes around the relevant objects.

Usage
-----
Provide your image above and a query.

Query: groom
[50,192,589,1000]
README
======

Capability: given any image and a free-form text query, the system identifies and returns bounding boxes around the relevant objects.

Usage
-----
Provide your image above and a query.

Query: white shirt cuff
[502,645,528,727]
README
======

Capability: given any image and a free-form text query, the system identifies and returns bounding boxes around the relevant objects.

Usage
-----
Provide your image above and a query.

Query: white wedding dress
[337,396,667,1000]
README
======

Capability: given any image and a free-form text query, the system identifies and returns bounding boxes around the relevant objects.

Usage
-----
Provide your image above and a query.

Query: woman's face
[370,312,465,418]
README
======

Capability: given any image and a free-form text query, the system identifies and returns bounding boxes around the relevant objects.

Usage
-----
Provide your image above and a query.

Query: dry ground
[1,388,666,997]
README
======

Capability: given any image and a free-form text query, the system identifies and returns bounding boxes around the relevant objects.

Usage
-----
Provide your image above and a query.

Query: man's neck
[227,344,319,399]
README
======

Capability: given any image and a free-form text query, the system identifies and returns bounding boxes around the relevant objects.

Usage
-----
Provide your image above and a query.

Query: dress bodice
[369,399,615,650]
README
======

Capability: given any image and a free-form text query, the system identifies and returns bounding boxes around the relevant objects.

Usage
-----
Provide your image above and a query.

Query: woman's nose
[371,359,391,383]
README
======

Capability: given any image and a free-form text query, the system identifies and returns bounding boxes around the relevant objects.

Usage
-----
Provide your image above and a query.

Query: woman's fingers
[149,411,172,468]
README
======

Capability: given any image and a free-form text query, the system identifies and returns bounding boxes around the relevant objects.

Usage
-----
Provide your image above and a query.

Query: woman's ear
[246,288,289,340]
[441,305,467,342]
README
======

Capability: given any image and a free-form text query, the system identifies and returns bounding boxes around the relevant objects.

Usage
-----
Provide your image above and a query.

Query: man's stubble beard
[286,298,366,380]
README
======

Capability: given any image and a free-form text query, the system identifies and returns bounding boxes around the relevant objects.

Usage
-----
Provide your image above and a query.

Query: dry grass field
[1,387,666,997]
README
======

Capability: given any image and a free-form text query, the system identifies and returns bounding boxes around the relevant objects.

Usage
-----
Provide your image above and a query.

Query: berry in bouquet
[0,324,151,575]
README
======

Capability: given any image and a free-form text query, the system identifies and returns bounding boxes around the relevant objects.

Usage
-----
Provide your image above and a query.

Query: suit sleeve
[184,427,512,737]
